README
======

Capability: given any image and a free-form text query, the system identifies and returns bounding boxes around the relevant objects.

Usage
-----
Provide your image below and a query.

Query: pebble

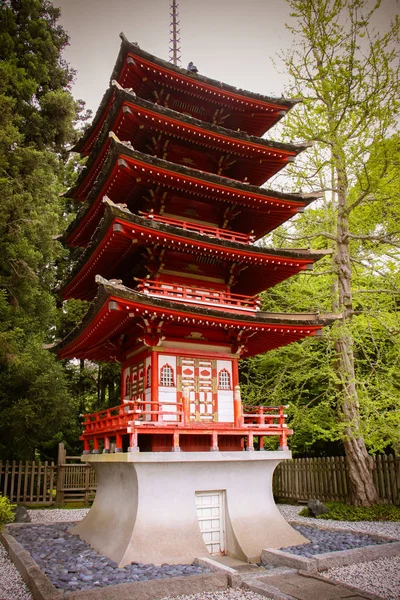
[278,524,389,557]
[11,522,209,593]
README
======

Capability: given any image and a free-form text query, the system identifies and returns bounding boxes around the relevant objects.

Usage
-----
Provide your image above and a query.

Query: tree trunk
[334,164,379,505]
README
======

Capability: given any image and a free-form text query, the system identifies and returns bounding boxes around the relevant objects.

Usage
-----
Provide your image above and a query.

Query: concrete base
[72,451,307,567]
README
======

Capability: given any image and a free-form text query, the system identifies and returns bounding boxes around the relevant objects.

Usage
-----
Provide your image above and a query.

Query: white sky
[54,0,399,116]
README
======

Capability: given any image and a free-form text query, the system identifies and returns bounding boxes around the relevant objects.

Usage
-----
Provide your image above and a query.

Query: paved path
[240,567,385,600]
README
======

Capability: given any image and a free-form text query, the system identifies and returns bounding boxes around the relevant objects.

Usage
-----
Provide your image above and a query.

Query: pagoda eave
[108,34,299,137]
[73,84,308,163]
[63,139,314,246]
[60,202,328,301]
[54,280,337,362]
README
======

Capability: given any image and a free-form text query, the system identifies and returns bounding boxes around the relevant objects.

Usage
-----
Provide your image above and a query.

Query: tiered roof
[55,36,334,362]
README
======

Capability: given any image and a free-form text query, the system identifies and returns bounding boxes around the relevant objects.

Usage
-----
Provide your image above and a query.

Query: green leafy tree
[0,0,83,460]
[263,0,400,504]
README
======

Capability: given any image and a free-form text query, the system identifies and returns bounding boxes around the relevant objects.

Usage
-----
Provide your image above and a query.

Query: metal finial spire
[169,0,181,66]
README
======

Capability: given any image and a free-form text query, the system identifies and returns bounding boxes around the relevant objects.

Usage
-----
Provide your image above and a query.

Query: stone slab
[245,571,385,600]
[65,572,228,600]
[194,555,242,587]
[1,527,228,600]
[262,548,318,572]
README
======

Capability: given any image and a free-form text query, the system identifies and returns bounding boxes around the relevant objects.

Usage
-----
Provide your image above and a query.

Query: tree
[0,0,82,459]
[271,0,400,504]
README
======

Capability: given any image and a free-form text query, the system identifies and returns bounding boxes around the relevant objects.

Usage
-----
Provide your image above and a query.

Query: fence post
[56,442,66,505]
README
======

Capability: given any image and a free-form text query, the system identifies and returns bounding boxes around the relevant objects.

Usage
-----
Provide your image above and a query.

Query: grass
[299,502,400,521]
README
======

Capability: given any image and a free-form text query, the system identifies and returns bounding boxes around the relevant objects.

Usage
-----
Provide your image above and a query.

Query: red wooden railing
[80,400,291,452]
[136,279,261,312]
[141,211,255,244]
[243,405,288,428]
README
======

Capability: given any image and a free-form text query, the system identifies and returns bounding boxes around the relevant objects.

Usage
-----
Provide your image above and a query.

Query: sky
[54,0,399,117]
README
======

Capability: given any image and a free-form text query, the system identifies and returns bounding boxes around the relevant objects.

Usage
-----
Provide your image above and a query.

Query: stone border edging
[194,556,242,587]
[262,540,400,573]
[0,528,229,600]
[0,529,63,600]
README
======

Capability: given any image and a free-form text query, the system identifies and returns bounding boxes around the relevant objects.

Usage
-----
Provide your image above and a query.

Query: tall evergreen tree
[0,0,81,459]
[266,0,400,504]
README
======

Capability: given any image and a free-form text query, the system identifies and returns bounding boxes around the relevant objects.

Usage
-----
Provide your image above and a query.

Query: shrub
[299,502,400,521]
[0,495,15,528]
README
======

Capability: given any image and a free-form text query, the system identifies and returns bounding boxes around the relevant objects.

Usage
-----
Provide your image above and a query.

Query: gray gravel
[0,542,32,600]
[160,592,266,600]
[0,505,399,600]
[11,521,209,593]
[278,524,390,557]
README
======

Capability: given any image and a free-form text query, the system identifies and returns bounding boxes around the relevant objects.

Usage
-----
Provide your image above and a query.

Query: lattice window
[146,366,151,388]
[160,364,174,387]
[218,369,231,390]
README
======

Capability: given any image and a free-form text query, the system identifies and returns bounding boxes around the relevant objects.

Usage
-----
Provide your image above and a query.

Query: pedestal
[71,451,306,566]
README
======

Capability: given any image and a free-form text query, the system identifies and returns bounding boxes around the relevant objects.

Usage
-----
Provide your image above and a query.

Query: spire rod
[169,0,181,66]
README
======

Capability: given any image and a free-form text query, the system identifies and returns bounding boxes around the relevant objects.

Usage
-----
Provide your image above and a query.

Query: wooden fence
[0,460,56,504]
[273,454,400,505]
[56,443,96,504]
[1,448,399,505]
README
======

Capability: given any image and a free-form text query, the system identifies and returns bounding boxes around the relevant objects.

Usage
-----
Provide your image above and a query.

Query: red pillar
[128,429,139,452]
[211,431,219,451]
[83,438,90,454]
[151,351,159,422]
[115,433,123,452]
[232,359,243,427]
[172,430,180,452]
[93,437,100,454]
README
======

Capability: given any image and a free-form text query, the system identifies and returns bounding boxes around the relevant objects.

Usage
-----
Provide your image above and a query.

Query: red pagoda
[55,34,334,565]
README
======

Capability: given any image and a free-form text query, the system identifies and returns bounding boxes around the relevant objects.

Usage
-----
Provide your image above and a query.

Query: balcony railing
[136,279,261,313]
[80,400,291,453]
[141,211,255,244]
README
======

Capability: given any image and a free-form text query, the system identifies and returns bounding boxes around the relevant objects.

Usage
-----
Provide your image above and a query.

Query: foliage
[0,495,15,528]
[253,0,400,504]
[299,502,400,521]
[0,0,88,460]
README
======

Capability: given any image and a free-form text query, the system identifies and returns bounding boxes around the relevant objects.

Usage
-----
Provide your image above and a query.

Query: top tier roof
[84,33,299,140]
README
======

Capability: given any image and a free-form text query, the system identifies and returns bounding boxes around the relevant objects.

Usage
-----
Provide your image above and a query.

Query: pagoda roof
[73,87,310,189]
[72,81,311,166]
[54,278,337,361]
[61,200,328,301]
[64,137,317,247]
[101,33,299,137]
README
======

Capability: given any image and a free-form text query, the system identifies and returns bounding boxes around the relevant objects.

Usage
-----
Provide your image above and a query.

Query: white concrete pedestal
[71,451,306,566]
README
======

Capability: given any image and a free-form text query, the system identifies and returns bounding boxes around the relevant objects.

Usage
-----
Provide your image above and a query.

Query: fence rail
[273,454,400,505]
[1,449,399,506]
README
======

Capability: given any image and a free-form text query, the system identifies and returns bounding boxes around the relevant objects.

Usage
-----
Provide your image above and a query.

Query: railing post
[56,442,65,505]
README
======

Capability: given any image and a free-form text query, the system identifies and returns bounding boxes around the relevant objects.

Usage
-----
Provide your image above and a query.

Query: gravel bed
[321,556,400,600]
[278,524,390,557]
[277,504,400,539]
[0,543,32,600]
[11,522,209,593]
[160,591,266,600]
